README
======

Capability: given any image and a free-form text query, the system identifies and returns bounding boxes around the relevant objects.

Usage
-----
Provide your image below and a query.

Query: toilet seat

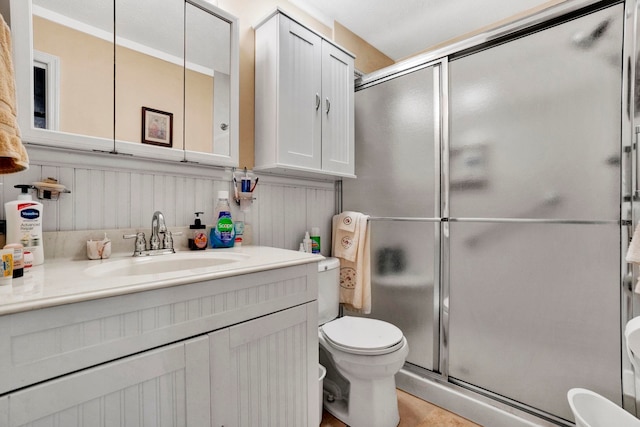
[320,316,404,356]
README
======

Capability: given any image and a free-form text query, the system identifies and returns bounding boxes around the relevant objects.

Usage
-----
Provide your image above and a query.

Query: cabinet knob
[315,93,320,110]
[325,98,331,114]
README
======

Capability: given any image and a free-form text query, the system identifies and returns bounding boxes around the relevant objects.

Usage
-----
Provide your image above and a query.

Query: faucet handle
[162,231,173,251]
[123,232,146,255]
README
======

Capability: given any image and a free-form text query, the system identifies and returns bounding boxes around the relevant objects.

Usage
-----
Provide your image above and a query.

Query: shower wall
[344,2,625,424]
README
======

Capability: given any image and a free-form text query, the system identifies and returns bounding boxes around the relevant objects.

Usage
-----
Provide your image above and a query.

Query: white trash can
[319,364,327,424]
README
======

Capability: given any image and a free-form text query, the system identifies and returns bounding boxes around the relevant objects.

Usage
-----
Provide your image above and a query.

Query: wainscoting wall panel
[1,150,336,255]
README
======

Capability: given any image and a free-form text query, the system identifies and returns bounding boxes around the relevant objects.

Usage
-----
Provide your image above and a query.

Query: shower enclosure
[342,1,632,425]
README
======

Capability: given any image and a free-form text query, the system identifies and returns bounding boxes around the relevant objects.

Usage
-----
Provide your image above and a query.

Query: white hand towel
[0,15,28,174]
[337,211,358,232]
[333,212,361,262]
[627,225,640,264]
[332,212,371,314]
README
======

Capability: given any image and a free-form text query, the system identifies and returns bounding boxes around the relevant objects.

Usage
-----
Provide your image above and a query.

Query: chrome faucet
[123,211,182,256]
[150,211,167,250]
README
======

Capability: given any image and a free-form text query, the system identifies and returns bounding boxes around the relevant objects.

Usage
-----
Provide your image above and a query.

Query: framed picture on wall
[141,107,173,147]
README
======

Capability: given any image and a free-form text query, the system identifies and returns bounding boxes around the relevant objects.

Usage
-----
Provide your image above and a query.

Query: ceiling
[288,0,556,61]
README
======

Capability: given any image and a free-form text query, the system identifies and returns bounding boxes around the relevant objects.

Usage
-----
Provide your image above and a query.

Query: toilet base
[319,336,408,427]
[323,375,400,427]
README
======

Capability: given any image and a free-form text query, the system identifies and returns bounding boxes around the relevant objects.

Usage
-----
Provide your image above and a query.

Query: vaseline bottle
[210,191,235,248]
[5,185,44,265]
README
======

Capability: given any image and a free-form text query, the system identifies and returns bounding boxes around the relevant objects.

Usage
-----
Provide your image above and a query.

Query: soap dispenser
[189,212,208,250]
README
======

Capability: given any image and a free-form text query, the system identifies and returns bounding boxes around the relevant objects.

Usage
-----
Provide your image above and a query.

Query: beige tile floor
[320,389,482,427]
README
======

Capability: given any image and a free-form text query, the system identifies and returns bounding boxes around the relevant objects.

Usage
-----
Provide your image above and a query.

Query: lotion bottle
[5,185,44,265]
[303,231,312,253]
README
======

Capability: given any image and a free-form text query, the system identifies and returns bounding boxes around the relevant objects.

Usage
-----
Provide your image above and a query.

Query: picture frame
[141,107,173,147]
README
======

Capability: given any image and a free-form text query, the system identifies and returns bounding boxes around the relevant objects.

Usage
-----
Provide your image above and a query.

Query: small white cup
[87,240,111,260]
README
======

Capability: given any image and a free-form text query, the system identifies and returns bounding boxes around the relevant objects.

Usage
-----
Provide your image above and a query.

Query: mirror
[10,0,238,166]
[185,2,232,158]
[28,0,114,151]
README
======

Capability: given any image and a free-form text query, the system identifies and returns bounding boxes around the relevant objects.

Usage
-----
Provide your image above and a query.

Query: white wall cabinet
[0,263,319,426]
[255,9,355,178]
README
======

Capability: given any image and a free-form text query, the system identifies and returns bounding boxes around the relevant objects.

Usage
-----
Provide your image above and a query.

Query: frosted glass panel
[449,5,622,220]
[344,66,438,218]
[345,220,437,370]
[448,222,620,421]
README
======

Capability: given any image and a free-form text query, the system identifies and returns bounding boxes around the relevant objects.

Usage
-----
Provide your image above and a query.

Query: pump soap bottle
[5,185,44,265]
[189,212,208,250]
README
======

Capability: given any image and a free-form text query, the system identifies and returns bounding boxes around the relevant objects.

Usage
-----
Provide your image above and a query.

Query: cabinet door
[278,16,323,170]
[6,337,210,427]
[210,302,319,427]
[321,41,355,175]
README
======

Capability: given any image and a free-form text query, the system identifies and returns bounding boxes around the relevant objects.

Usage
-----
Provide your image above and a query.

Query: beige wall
[334,21,394,74]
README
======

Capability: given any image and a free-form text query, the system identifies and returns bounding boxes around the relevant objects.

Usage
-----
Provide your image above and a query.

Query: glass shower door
[447,4,623,422]
[343,64,441,370]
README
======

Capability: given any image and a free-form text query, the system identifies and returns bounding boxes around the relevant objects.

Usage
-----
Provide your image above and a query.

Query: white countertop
[0,246,322,316]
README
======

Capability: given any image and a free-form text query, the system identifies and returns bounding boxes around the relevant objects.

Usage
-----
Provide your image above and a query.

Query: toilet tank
[318,257,340,325]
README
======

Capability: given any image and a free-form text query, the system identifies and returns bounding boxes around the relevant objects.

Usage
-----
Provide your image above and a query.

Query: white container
[5,186,44,265]
[0,248,13,285]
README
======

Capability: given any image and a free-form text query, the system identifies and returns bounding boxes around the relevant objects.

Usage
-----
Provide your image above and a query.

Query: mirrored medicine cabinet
[9,0,239,167]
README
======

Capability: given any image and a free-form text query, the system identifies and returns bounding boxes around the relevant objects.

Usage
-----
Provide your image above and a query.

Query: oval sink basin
[84,251,249,278]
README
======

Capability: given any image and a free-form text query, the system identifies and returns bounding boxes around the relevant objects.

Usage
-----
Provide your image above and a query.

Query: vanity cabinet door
[210,302,319,427]
[4,337,210,427]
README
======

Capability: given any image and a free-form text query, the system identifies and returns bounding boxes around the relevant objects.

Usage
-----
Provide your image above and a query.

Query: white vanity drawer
[0,262,317,394]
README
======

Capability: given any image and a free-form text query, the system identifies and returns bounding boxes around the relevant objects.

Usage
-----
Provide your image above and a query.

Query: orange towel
[0,14,29,174]
[332,212,371,314]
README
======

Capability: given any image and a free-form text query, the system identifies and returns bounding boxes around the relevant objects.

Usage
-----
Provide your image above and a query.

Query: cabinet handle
[325,98,331,114]
[315,94,320,110]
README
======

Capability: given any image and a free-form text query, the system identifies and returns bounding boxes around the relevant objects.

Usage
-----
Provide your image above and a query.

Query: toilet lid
[320,316,404,355]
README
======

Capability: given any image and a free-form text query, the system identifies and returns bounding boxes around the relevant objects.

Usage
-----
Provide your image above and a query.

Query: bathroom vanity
[0,247,320,426]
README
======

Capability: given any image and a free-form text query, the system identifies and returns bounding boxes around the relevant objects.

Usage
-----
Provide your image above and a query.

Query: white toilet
[317,257,409,427]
